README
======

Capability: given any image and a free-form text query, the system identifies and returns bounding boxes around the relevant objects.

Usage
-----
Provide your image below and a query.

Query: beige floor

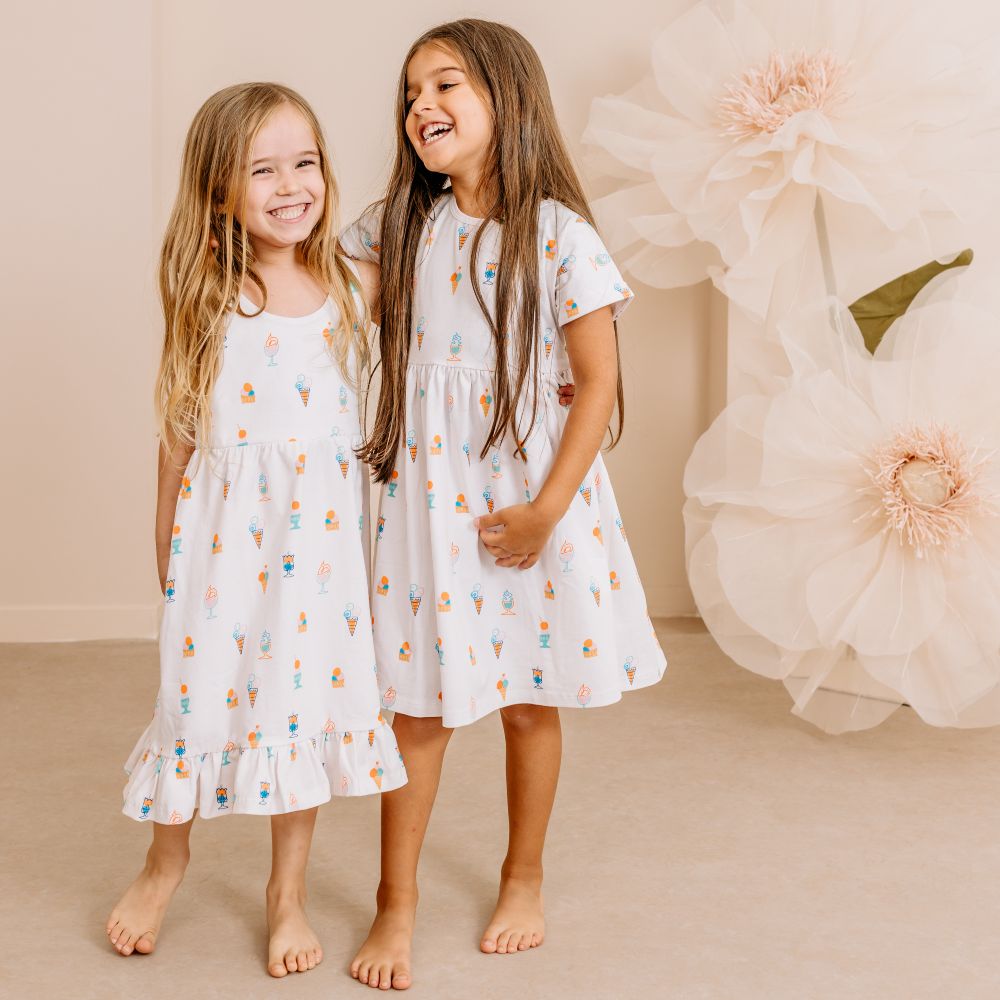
[3,620,1000,999]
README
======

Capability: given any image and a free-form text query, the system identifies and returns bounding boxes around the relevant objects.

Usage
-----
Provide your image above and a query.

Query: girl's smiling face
[239,103,325,251]
[404,44,493,187]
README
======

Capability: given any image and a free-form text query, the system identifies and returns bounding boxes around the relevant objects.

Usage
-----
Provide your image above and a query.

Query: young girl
[342,19,666,990]
[106,83,406,977]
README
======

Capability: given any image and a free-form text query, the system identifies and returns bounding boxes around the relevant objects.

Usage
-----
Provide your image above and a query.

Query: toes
[134,933,156,955]
[509,932,523,953]
[297,950,310,973]
[351,959,362,979]
[392,969,412,991]
[108,921,123,946]
[480,932,498,954]
[358,960,371,984]
[377,964,393,990]
[314,947,324,966]
[118,933,135,956]
[306,949,317,971]
[268,961,288,979]
[496,931,512,954]
[517,934,530,951]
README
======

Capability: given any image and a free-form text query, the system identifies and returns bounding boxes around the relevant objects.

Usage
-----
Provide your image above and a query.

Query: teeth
[421,123,453,143]
[270,204,308,220]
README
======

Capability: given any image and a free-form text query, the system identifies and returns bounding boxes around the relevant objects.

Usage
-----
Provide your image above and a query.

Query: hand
[558,382,576,407]
[476,503,559,570]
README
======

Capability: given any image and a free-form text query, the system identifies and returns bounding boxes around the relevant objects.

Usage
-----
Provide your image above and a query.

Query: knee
[500,704,558,733]
[393,712,453,746]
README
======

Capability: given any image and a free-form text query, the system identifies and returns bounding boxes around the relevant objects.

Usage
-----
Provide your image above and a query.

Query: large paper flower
[684,272,1000,732]
[584,0,998,317]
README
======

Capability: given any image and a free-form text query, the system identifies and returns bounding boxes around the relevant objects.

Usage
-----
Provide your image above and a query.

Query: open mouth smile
[268,203,311,222]
[420,122,454,146]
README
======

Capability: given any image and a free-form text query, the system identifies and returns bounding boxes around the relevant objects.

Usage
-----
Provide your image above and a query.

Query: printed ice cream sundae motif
[211,533,223,555]
[449,332,462,362]
[532,667,543,689]
[226,688,239,710]
[339,384,349,413]
[501,589,515,615]
[577,683,593,706]
[387,470,399,498]
[382,686,397,709]
[289,500,302,530]
[179,682,191,715]
[430,434,443,456]
[264,332,279,366]
[171,524,183,556]
[559,540,575,573]
[435,637,445,666]
[258,629,272,660]
[203,584,219,619]
[455,492,470,513]
[293,659,302,689]
[282,552,295,578]
[426,480,436,509]
[539,620,551,649]
[165,578,176,603]
[316,561,332,594]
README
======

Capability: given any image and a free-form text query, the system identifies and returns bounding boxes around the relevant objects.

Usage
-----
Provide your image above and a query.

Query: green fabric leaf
[848,250,974,354]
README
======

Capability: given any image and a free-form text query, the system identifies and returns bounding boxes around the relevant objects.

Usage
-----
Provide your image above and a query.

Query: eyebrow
[251,149,319,166]
[405,66,465,93]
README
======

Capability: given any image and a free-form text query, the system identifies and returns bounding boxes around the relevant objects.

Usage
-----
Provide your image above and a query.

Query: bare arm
[476,305,618,569]
[353,258,381,326]
[155,435,194,592]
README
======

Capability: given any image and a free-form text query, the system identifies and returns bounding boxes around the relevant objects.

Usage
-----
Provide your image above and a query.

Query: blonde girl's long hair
[156,82,368,454]
[359,19,624,483]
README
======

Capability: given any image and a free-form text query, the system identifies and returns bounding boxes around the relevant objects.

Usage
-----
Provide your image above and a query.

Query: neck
[448,170,489,219]
[250,240,302,271]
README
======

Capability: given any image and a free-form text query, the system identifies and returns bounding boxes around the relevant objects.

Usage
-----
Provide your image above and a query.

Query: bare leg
[351,713,454,991]
[106,819,193,956]
[481,704,561,955]
[267,806,323,978]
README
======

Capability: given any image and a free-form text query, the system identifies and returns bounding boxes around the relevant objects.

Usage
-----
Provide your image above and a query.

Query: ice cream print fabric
[123,286,406,822]
[342,196,667,727]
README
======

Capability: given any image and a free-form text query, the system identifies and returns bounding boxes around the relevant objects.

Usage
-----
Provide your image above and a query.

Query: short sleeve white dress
[342,196,667,728]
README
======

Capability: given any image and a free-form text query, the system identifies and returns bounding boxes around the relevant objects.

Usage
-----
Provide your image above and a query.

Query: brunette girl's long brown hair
[156,82,368,454]
[359,19,623,483]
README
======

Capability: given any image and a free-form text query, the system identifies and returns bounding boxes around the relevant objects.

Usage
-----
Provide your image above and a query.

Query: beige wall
[3,0,711,641]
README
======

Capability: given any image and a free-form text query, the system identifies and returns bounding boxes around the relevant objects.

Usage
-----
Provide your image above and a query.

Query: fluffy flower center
[867,425,991,554]
[718,51,849,138]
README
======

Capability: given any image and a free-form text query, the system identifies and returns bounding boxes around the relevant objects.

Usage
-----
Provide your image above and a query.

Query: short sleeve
[549,204,635,327]
[339,203,383,263]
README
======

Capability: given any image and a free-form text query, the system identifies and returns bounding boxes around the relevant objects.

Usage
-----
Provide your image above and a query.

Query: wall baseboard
[0,605,162,643]
[643,584,696,619]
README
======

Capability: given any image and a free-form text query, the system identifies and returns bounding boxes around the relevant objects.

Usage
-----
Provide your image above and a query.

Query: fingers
[475,512,503,530]
[517,554,539,570]
[482,542,509,558]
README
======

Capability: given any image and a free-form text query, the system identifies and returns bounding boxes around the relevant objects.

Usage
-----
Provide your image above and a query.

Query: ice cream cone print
[248,515,264,549]
[223,478,231,500]
[416,316,426,350]
[233,623,245,654]
[616,516,627,542]
[226,688,239,709]
[247,673,259,708]
[298,611,307,633]
[544,238,557,260]
[409,585,424,617]
[371,762,384,789]
[248,725,262,748]
[437,591,452,612]
[377,575,389,597]
[480,390,492,417]
[344,603,359,635]
[337,446,349,478]
[577,683,593,706]
[259,564,269,594]
[593,521,603,545]
[450,266,463,294]
[615,280,633,299]
[341,730,353,745]
[590,580,601,607]
[468,645,476,665]
[582,639,598,658]
[497,674,509,701]
[406,430,417,463]
[458,224,469,251]
[399,641,411,662]
[483,486,495,514]
[491,628,504,659]
[579,483,592,506]
[330,666,344,688]
[368,730,376,747]
[471,584,483,615]
[382,686,397,709]
[543,328,554,359]
[544,579,555,600]
[183,635,195,657]
[296,373,311,407]
[624,656,637,686]
[435,637,445,665]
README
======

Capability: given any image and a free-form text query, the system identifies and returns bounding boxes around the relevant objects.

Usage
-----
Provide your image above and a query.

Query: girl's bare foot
[266,883,323,978]
[480,870,545,955]
[106,848,189,956]
[350,886,416,991]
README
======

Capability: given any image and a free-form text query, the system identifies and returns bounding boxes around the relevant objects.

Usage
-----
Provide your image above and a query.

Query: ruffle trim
[121,719,407,823]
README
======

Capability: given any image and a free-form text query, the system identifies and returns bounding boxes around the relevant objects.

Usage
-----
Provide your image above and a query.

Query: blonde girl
[106,82,406,977]
[342,20,666,991]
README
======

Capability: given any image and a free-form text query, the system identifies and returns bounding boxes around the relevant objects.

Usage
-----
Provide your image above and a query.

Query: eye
[252,166,271,176]
[296,159,316,168]
[439,82,457,93]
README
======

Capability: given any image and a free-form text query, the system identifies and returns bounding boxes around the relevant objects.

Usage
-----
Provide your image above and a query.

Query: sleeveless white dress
[122,275,406,822]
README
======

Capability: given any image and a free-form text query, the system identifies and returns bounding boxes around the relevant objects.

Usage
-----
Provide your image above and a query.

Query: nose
[275,165,302,195]
[412,87,437,116]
